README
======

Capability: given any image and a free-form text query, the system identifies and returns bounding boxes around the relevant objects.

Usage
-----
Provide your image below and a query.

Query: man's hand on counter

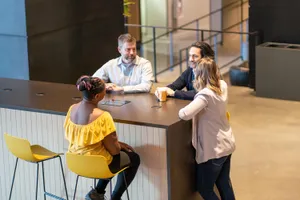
[105,83,124,93]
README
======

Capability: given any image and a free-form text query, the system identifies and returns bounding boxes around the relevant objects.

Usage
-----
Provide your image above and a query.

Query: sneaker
[85,188,105,200]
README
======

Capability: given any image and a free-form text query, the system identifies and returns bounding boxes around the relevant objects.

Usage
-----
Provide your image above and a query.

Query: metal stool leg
[41,162,46,200]
[94,179,97,188]
[73,175,79,200]
[122,172,130,200]
[58,156,69,200]
[36,163,40,200]
[8,158,19,200]
[110,180,113,200]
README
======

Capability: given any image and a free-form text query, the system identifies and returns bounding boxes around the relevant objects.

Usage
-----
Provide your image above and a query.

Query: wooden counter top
[0,78,191,128]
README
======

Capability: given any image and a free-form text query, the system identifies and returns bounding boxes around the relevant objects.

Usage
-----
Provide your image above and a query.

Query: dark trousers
[95,150,140,200]
[196,154,235,200]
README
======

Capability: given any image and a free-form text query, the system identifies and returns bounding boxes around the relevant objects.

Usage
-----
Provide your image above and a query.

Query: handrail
[193,18,250,47]
[140,0,249,45]
[125,0,251,82]
[125,22,259,82]
[125,24,258,36]
[175,18,250,75]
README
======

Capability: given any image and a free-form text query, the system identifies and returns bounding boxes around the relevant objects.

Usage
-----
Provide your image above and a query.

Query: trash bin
[256,42,300,101]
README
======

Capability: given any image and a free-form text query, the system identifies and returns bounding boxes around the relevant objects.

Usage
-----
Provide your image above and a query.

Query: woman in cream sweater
[179,58,236,200]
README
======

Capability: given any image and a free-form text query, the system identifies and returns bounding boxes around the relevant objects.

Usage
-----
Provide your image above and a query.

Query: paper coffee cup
[158,88,167,102]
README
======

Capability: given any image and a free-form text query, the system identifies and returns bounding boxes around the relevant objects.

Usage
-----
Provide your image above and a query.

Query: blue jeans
[196,154,235,200]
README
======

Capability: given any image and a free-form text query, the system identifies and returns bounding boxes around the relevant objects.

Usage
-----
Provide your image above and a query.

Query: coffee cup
[158,88,167,102]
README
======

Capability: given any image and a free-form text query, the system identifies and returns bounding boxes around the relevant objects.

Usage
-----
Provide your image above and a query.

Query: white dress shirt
[93,56,154,93]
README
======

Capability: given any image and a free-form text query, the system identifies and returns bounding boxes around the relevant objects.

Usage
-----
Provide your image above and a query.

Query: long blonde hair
[193,57,222,95]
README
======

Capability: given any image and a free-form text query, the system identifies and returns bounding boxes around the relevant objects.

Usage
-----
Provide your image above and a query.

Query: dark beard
[189,61,196,67]
[125,55,135,62]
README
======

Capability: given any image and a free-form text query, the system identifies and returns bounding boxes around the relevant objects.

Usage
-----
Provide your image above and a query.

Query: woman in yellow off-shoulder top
[64,75,140,200]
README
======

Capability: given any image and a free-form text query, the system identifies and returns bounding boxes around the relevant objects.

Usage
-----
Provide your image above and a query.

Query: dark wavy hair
[191,41,215,60]
[76,75,105,100]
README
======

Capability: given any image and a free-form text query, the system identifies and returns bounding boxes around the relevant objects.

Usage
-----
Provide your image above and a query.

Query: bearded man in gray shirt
[93,33,154,93]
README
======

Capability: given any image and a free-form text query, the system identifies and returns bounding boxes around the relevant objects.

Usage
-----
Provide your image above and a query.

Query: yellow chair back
[226,111,230,121]
[4,133,37,162]
[66,153,115,179]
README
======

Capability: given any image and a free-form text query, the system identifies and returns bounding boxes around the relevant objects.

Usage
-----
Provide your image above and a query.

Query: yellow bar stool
[226,111,231,121]
[4,133,69,200]
[66,152,130,200]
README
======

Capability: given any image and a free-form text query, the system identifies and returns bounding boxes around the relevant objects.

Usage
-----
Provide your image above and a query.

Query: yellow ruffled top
[64,105,116,164]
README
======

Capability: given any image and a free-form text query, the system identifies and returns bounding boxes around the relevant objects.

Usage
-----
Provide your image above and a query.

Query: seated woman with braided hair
[64,75,140,200]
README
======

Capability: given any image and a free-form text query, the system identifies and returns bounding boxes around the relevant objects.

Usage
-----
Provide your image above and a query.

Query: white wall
[140,0,223,43]
[176,0,210,29]
[210,0,222,44]
[140,0,168,38]
[210,0,222,31]
[140,0,213,39]
[139,0,223,61]
[170,0,222,53]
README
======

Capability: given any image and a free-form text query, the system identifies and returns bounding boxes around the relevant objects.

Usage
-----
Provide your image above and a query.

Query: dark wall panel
[0,0,124,84]
[25,0,117,36]
[27,0,124,84]
[249,0,300,88]
[28,18,122,84]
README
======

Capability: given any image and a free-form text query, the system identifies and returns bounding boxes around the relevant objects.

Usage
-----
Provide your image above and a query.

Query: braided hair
[76,75,105,100]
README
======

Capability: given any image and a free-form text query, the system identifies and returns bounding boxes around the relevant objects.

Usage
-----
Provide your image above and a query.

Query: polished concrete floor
[228,86,300,200]
[152,76,300,200]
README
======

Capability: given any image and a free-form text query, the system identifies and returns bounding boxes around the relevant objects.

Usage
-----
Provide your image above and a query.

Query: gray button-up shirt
[93,56,154,93]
